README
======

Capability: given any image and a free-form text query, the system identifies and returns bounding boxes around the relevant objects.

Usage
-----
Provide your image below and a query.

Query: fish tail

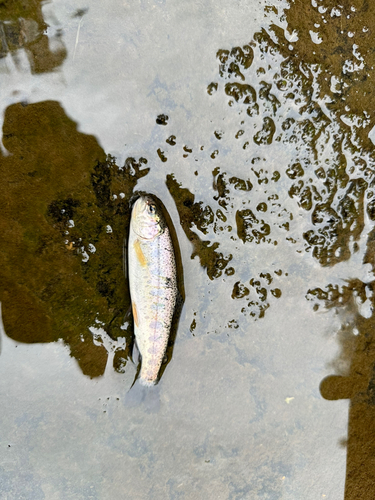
[139,363,158,387]
[139,376,157,387]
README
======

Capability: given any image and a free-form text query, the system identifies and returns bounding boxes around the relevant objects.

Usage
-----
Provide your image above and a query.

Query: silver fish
[128,195,177,386]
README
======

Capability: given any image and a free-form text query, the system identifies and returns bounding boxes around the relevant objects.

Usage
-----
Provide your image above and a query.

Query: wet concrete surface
[1,0,375,498]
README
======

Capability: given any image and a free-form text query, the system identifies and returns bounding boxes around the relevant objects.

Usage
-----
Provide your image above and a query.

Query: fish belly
[129,228,177,386]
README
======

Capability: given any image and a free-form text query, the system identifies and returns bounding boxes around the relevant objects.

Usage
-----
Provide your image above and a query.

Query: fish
[128,195,178,386]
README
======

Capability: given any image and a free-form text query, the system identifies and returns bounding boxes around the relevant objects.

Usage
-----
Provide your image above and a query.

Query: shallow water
[1,0,375,498]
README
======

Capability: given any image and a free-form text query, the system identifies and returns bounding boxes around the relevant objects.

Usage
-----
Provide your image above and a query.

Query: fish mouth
[131,195,147,218]
[132,195,155,213]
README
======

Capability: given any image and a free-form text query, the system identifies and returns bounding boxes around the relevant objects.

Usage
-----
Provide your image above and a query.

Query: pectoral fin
[132,301,139,327]
[133,239,147,267]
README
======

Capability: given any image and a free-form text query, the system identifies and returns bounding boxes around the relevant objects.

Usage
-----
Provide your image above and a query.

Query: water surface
[1,1,375,498]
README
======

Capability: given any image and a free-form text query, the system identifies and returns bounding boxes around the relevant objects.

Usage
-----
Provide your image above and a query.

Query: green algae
[0,101,148,377]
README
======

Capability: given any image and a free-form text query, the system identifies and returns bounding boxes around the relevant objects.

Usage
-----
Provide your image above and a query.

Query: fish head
[131,195,164,240]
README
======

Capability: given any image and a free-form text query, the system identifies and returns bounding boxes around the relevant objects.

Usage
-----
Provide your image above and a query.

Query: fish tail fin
[129,357,142,389]
[124,379,161,412]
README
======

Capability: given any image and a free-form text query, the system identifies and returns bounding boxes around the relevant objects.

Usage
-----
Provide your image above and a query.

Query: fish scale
[128,195,177,386]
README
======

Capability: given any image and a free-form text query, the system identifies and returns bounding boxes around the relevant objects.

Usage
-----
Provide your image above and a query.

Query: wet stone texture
[0,0,375,498]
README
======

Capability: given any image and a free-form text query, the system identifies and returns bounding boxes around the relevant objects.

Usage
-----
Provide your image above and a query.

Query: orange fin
[133,239,147,267]
[132,302,139,327]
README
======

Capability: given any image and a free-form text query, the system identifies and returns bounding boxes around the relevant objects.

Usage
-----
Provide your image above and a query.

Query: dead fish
[128,195,177,386]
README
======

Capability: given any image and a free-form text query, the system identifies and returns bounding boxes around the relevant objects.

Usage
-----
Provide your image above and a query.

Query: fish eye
[147,204,156,214]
